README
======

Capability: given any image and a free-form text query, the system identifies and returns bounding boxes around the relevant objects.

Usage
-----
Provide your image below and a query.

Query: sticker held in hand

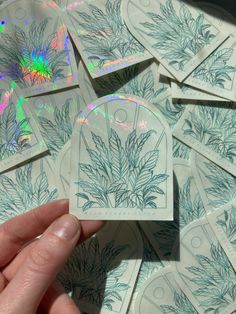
[70,94,173,220]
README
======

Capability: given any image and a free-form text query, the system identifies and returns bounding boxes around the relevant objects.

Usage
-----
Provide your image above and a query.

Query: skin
[0,199,105,314]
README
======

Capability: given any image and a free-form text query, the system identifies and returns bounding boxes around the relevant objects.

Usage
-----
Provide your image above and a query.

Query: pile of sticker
[0,0,236,313]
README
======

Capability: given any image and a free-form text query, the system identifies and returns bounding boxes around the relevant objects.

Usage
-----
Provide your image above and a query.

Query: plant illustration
[153,221,179,258]
[94,62,168,101]
[173,138,191,159]
[154,98,185,128]
[141,0,215,70]
[186,242,236,312]
[76,128,168,211]
[192,47,236,88]
[184,103,236,162]
[71,0,144,68]
[0,162,58,221]
[135,229,163,292]
[0,101,32,160]
[217,207,236,248]
[0,18,67,87]
[58,236,129,310]
[199,161,236,208]
[37,99,73,159]
[179,83,191,93]
[160,290,197,314]
[176,177,205,228]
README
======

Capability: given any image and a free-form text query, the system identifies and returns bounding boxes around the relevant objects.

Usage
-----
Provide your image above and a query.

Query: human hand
[0,199,105,314]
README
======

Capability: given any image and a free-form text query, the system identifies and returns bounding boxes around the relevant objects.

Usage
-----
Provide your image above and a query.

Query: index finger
[0,199,69,268]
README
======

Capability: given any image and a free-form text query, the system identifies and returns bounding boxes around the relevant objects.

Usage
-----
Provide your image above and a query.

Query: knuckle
[27,237,59,274]
[0,220,24,245]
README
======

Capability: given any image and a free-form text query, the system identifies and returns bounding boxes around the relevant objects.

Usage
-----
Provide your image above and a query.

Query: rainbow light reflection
[20,50,52,84]
[16,96,31,139]
[0,82,15,114]
[0,20,5,33]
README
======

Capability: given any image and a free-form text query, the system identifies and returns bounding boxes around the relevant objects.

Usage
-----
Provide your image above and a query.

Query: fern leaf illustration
[216,206,236,248]
[160,290,197,313]
[0,101,32,160]
[141,0,215,70]
[173,139,191,159]
[186,242,236,312]
[0,162,57,221]
[58,236,129,310]
[177,177,205,228]
[0,18,67,87]
[37,100,72,158]
[109,128,129,181]
[70,0,144,68]
[154,98,185,128]
[192,47,236,88]
[154,221,179,258]
[184,103,236,162]
[77,128,168,210]
[200,160,236,208]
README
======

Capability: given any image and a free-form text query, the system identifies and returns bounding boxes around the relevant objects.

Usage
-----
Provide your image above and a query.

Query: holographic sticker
[59,221,142,314]
[139,158,205,261]
[92,61,168,101]
[174,36,236,102]
[0,82,47,174]
[64,0,152,78]
[191,151,236,214]
[208,201,236,271]
[78,60,98,104]
[0,155,63,223]
[122,0,229,82]
[78,60,169,105]
[173,101,236,177]
[171,218,236,314]
[0,0,78,97]
[128,228,164,314]
[134,266,197,314]
[171,80,229,102]
[70,94,173,220]
[55,140,71,197]
[30,88,86,160]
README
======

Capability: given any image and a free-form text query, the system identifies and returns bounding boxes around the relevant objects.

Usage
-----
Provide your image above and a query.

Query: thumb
[0,214,80,314]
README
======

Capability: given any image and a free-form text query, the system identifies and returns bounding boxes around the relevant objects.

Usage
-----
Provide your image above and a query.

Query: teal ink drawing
[58,237,129,310]
[160,290,198,314]
[0,101,32,160]
[135,230,163,292]
[198,160,236,208]
[153,221,179,258]
[173,139,191,160]
[76,128,168,210]
[0,18,67,87]
[140,0,215,71]
[151,172,204,258]
[186,242,236,312]
[176,177,205,228]
[94,62,167,100]
[37,98,73,159]
[217,207,236,248]
[192,47,236,88]
[183,103,236,162]
[70,0,144,68]
[154,98,185,128]
[0,162,58,222]
[179,83,190,93]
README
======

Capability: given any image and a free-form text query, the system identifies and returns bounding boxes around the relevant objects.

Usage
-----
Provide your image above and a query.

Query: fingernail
[51,215,80,240]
